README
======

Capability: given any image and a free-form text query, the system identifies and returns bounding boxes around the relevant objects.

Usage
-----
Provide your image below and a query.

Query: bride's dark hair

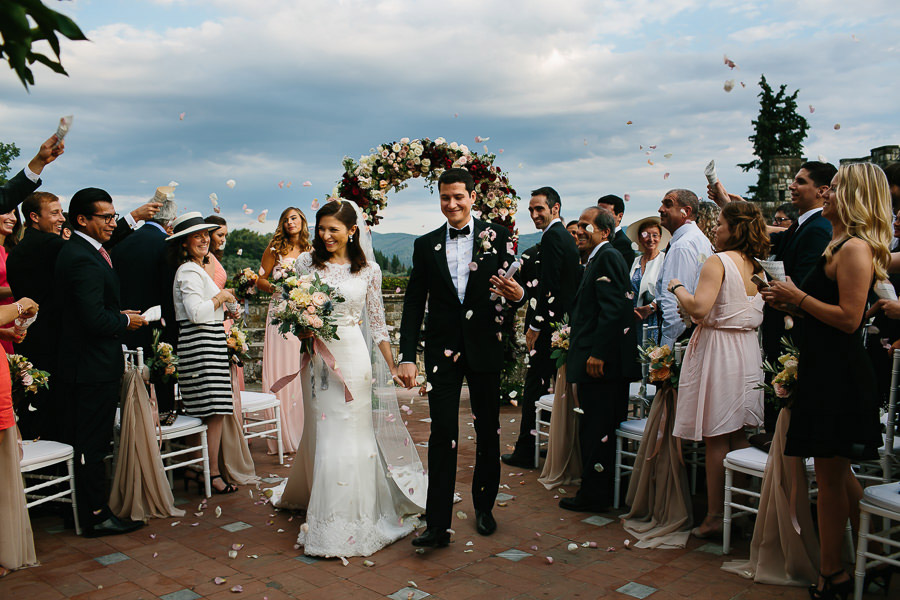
[310,200,368,273]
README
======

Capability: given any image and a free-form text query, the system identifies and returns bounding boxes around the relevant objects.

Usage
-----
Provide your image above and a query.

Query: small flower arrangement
[270,272,344,354]
[146,329,178,382]
[8,353,50,411]
[549,319,571,369]
[476,228,497,253]
[758,336,799,409]
[637,342,681,387]
[226,323,251,366]
[270,256,297,282]
[233,267,259,300]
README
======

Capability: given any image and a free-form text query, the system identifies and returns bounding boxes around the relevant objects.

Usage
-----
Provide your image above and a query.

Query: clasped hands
[759,276,804,308]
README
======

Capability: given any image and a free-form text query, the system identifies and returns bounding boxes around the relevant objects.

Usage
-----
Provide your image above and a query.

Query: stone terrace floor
[3,388,897,600]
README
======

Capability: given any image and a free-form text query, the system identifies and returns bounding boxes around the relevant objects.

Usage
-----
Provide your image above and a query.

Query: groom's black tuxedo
[399,218,518,532]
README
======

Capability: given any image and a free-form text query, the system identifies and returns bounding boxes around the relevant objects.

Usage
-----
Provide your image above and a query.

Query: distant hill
[371,230,544,266]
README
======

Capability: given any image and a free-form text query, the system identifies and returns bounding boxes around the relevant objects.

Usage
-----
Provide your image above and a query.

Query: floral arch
[332,137,520,248]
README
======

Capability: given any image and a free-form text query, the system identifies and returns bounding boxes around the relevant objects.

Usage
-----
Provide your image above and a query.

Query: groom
[398,168,524,548]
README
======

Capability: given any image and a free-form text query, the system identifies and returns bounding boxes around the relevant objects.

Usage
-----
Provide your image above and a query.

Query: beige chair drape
[0,426,37,572]
[219,363,258,486]
[538,366,582,489]
[721,408,818,586]
[109,370,185,521]
[621,385,693,549]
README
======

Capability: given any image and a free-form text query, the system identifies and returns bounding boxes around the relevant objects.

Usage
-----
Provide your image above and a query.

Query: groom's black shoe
[501,453,535,469]
[411,527,450,548]
[475,510,497,536]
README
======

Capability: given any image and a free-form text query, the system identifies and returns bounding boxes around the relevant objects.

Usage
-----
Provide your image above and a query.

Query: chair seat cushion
[725,447,769,472]
[536,394,554,409]
[863,482,900,513]
[618,418,647,436]
[20,440,73,468]
[162,415,204,434]
[241,391,279,411]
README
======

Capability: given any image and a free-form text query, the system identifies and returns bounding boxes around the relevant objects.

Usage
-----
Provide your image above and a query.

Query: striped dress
[173,261,233,417]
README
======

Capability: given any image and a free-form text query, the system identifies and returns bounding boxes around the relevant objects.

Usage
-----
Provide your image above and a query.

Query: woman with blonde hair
[762,163,891,600]
[668,201,770,539]
[257,207,311,455]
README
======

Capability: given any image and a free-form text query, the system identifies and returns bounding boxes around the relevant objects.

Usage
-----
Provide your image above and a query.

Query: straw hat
[625,216,672,250]
[165,211,220,241]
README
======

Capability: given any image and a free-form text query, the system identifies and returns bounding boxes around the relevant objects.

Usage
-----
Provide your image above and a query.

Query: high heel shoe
[690,513,724,539]
[864,564,895,596]
[211,474,238,495]
[808,569,852,600]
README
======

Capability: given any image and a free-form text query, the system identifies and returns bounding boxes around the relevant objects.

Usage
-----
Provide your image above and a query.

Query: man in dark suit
[110,186,179,414]
[0,135,64,211]
[597,194,636,265]
[502,186,580,468]
[7,191,67,439]
[562,207,640,512]
[761,161,835,432]
[55,187,147,537]
[398,168,524,547]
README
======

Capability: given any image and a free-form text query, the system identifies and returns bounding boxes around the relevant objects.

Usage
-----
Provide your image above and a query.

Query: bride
[268,199,427,558]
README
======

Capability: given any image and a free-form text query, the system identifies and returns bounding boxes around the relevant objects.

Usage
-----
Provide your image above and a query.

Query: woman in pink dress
[0,210,23,353]
[668,201,769,538]
[257,208,311,455]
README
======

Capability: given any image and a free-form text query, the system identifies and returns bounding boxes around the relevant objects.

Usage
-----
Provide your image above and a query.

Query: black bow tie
[449,225,470,239]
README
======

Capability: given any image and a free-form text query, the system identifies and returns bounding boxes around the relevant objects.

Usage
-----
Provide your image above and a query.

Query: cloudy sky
[1,0,898,236]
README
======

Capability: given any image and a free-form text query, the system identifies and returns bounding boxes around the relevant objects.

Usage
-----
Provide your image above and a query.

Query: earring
[349,234,354,242]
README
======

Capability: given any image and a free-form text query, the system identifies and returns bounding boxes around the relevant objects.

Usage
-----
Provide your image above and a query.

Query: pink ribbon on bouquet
[269,337,354,402]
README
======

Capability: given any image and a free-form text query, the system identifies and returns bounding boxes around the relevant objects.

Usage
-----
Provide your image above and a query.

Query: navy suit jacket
[55,234,129,384]
[0,170,40,212]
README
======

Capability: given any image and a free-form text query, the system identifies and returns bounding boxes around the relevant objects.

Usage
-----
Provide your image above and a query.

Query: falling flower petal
[311,198,320,210]
[567,543,579,552]
[664,153,673,159]
[723,55,737,69]
[214,577,227,585]
[278,181,284,189]
[647,159,654,166]
[179,112,185,120]
[457,510,468,519]
[303,180,312,187]
[663,172,670,180]
[834,123,841,130]
[465,310,473,320]
[546,556,554,564]
[451,440,457,448]
[624,539,631,548]
[809,105,815,114]
[626,121,633,125]
[257,209,268,223]
[724,79,736,92]
[468,261,478,271]
[784,315,794,330]
[624,194,631,202]
[474,136,490,143]
[227,550,238,558]
[236,249,243,256]
[226,179,236,189]
[230,585,243,592]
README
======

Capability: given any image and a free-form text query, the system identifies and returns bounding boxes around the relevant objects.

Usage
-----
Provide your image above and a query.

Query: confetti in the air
[179,112,185,120]
[664,153,673,159]
[833,123,841,130]
[311,198,320,210]
[257,209,268,223]
[663,172,670,180]
[809,105,815,114]
[474,136,490,143]
[242,204,253,215]
[624,194,631,202]
[278,181,284,189]
[723,55,737,69]
[226,179,236,189]
[303,181,312,187]
[724,79,736,92]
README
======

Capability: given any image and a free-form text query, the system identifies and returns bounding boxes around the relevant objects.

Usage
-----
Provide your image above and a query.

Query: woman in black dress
[762,162,892,600]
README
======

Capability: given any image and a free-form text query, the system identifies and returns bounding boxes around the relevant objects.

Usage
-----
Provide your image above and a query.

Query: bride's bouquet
[270,272,344,354]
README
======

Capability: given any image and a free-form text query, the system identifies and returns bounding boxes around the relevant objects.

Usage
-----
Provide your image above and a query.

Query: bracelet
[670,284,685,293]
[14,302,23,316]
[798,294,810,309]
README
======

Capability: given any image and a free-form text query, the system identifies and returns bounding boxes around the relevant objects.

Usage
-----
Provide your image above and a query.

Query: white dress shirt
[655,222,714,348]
[796,206,823,228]
[446,217,474,303]
[23,166,40,183]
[586,240,608,263]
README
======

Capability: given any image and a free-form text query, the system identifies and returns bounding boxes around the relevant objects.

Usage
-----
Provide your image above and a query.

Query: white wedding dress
[268,253,426,557]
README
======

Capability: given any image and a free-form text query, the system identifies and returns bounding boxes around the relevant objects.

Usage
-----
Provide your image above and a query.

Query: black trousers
[65,381,119,528]
[425,362,500,532]
[575,380,628,506]
[512,332,554,457]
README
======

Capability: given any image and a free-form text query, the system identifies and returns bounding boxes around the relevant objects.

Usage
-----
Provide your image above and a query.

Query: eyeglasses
[773,217,789,225]
[91,213,120,224]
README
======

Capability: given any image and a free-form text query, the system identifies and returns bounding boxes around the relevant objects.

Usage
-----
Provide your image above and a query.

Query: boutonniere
[476,228,497,254]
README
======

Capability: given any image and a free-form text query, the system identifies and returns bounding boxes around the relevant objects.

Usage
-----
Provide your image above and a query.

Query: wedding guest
[111,186,179,417]
[772,202,797,230]
[626,216,670,343]
[762,163,891,599]
[597,194,636,265]
[562,207,639,512]
[503,187,579,468]
[55,188,146,537]
[669,201,769,538]
[257,207,311,455]
[0,296,39,575]
[696,201,721,247]
[566,220,579,242]
[0,209,22,353]
[885,162,900,212]
[0,135,64,212]
[656,189,714,348]
[203,215,229,286]
[168,212,239,494]
[7,192,66,439]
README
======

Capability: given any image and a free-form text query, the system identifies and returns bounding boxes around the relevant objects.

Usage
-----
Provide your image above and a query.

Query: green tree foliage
[738,75,809,202]
[220,228,272,277]
[390,254,401,273]
[0,142,21,184]
[1,0,89,90]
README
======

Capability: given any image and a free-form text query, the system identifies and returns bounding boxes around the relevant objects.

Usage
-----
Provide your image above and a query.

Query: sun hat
[165,211,220,242]
[625,216,672,250]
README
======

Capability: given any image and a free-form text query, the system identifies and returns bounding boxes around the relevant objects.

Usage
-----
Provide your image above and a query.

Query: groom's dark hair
[438,168,475,193]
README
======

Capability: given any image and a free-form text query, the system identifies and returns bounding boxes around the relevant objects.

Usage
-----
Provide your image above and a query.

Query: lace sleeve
[294,252,313,276]
[365,263,390,345]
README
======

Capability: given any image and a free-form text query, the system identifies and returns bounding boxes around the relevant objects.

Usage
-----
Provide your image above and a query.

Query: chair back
[123,347,145,372]
[884,350,900,481]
